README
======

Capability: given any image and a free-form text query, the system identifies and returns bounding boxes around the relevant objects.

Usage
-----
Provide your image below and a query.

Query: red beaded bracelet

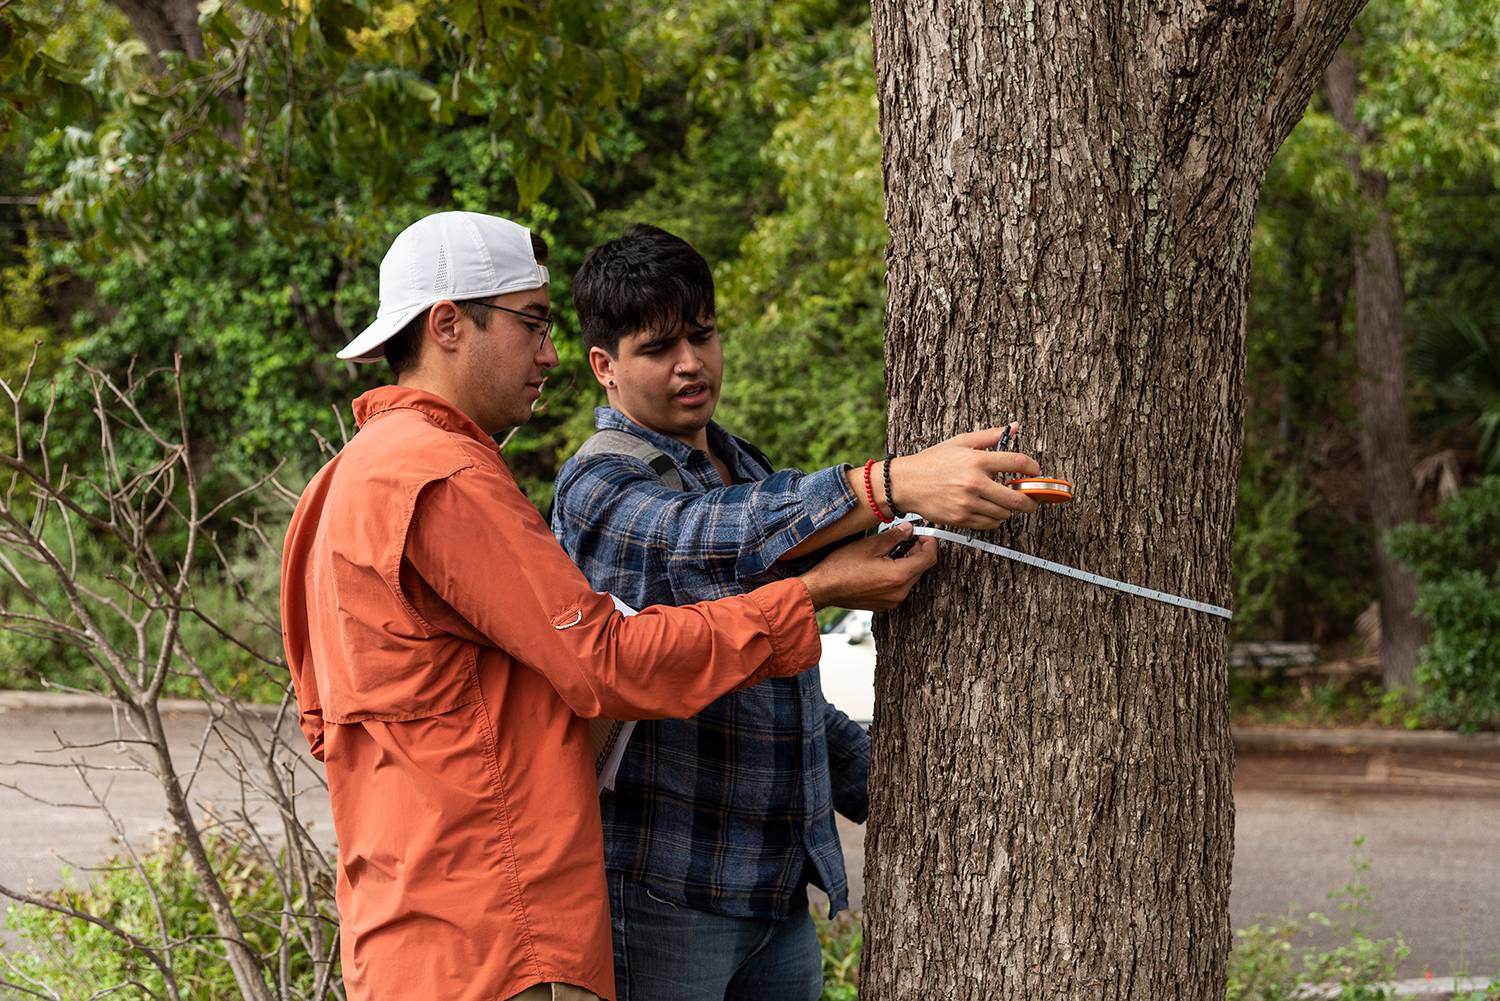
[863,459,893,523]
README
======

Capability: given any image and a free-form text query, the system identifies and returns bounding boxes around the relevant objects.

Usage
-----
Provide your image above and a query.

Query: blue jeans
[607,873,824,1001]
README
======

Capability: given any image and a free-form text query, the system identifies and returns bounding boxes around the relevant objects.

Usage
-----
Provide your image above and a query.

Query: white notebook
[588,595,639,793]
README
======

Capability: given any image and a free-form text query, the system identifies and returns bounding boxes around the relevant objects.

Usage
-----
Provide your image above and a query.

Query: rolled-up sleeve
[553,456,857,597]
[401,463,823,721]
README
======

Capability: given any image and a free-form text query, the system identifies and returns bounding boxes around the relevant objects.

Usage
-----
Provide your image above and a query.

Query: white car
[818,609,877,726]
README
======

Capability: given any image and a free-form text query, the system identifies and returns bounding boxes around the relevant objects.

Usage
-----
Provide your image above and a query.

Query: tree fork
[863,3,1367,999]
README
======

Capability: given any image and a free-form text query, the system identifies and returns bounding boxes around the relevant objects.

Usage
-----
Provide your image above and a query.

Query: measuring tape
[883,516,1233,620]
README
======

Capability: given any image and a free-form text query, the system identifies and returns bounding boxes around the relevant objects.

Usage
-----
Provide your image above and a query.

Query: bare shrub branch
[0,356,335,998]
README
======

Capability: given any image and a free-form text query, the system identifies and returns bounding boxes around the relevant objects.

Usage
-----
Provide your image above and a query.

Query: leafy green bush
[816,910,861,1001]
[1233,454,1316,637]
[1414,319,1500,474]
[1229,840,1408,1001]
[1230,677,1428,730]
[2,833,335,998]
[1389,476,1500,731]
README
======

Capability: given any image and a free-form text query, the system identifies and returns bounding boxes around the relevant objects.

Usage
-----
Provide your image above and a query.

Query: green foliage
[815,911,861,1001]
[1358,0,1500,184]
[0,234,72,381]
[715,27,886,469]
[517,0,882,497]
[1227,839,1409,1001]
[10,0,637,251]
[1231,676,1428,730]
[1233,453,1316,635]
[1238,107,1375,642]
[0,0,643,513]
[1389,477,1500,731]
[1232,0,1500,649]
[1414,319,1500,472]
[0,3,90,141]
[3,833,335,997]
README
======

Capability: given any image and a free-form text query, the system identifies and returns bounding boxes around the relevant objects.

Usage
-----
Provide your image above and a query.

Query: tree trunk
[864,4,1366,999]
[1323,48,1425,690]
[106,0,246,127]
[107,0,208,66]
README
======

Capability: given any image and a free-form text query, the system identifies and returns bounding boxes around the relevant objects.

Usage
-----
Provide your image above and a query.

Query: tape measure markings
[902,524,1233,620]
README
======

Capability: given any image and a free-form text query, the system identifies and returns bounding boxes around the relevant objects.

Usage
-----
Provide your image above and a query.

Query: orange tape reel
[1005,477,1075,504]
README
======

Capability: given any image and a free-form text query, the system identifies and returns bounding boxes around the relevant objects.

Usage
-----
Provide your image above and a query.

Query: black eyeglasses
[468,301,554,346]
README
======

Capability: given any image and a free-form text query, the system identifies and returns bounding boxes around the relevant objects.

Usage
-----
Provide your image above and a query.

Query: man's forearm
[779,466,880,562]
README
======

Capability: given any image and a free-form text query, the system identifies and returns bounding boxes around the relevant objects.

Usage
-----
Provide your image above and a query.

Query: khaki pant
[508,985,602,1001]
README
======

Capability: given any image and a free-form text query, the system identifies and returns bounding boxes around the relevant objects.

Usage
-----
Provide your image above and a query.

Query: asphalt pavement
[1,693,1496,981]
[829,790,1499,980]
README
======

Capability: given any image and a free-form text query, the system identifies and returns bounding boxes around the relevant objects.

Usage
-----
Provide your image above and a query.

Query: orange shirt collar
[352,386,499,453]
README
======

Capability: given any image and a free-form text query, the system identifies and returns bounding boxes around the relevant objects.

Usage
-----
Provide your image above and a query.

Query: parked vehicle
[819,609,876,725]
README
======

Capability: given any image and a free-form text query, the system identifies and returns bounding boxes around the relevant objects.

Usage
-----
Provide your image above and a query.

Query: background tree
[863,3,1367,999]
[1232,0,1500,696]
[1324,40,1426,689]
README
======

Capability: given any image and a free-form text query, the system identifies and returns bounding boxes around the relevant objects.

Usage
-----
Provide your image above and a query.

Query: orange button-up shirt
[280,386,821,1001]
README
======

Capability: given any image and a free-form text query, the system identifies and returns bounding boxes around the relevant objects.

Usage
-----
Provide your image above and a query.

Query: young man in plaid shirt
[552,224,1040,1000]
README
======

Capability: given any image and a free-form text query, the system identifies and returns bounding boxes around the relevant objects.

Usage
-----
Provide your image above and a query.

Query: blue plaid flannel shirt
[551,407,870,919]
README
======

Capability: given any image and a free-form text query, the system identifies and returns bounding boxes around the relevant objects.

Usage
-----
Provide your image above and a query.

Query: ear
[587,345,618,389]
[426,301,466,355]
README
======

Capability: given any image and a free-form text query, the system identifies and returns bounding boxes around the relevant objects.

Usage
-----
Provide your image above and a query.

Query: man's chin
[492,406,536,440]
[668,405,715,433]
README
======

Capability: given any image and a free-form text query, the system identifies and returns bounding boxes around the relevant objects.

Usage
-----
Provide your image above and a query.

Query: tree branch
[1261,0,1371,151]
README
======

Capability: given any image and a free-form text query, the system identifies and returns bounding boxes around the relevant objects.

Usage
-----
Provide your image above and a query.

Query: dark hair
[572,223,714,357]
[385,232,550,376]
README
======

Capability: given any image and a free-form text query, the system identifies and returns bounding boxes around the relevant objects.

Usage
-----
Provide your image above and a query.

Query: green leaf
[401,75,440,107]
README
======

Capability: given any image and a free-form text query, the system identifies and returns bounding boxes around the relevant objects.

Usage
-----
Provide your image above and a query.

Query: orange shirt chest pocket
[308,537,483,724]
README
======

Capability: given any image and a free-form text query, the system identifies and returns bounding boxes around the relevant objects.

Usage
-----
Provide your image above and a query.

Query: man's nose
[537,333,559,370]
[672,339,703,373]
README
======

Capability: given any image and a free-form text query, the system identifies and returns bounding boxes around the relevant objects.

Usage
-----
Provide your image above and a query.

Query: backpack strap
[729,434,774,478]
[573,428,686,492]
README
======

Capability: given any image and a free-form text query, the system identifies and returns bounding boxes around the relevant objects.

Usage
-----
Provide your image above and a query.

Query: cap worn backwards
[336,211,550,363]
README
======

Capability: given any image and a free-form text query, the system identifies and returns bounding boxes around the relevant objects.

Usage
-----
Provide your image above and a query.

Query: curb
[1235,726,1500,797]
[0,689,287,720]
[1300,976,1492,1000]
[3,691,1495,752]
[1235,726,1500,755]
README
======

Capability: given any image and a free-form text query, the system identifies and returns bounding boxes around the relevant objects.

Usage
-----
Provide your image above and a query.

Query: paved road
[2,696,1496,979]
[829,791,1500,979]
[0,696,333,897]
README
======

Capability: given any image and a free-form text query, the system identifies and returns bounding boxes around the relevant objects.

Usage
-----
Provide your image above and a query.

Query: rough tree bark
[1324,47,1424,690]
[865,3,1367,999]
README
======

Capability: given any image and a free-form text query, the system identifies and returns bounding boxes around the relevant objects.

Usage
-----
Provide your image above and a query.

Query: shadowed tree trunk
[108,0,207,66]
[106,0,246,126]
[1324,47,1425,690]
[865,3,1367,998]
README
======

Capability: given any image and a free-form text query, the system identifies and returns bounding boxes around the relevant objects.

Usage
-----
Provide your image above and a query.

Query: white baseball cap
[337,211,550,362]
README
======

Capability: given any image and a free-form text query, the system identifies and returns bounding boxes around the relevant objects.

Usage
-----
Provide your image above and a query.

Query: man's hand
[889,427,1042,529]
[798,522,938,611]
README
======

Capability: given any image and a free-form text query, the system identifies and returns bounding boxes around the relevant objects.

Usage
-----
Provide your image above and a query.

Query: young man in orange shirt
[280,212,936,1001]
